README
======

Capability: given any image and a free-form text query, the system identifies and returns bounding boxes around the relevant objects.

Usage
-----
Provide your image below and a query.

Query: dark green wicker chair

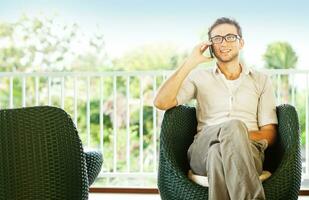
[158,104,301,200]
[0,106,103,200]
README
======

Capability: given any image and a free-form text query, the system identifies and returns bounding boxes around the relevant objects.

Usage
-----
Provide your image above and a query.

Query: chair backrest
[0,106,88,200]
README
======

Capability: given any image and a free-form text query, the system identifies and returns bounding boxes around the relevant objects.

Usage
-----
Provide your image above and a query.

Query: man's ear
[239,38,244,50]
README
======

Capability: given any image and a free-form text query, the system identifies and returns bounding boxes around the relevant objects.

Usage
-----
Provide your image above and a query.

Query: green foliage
[0,14,109,72]
[263,42,298,69]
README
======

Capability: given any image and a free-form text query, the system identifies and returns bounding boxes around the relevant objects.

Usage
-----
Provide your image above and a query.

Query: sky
[0,0,308,69]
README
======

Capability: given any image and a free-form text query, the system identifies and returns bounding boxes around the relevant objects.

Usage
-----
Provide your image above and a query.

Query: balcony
[1,68,309,193]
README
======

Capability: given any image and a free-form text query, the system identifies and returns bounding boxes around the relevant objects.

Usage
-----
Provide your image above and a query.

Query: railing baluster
[276,74,281,104]
[305,73,309,176]
[153,76,157,172]
[48,77,51,105]
[113,76,117,172]
[139,76,144,172]
[22,77,26,107]
[86,76,91,147]
[35,76,39,106]
[61,76,65,109]
[291,73,295,106]
[9,76,13,108]
[126,76,131,172]
[74,76,78,127]
[100,77,104,157]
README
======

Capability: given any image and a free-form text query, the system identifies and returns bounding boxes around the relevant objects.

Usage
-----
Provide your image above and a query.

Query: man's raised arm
[153,42,213,110]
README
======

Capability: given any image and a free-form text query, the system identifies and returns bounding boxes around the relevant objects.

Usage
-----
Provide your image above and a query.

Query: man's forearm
[249,129,277,147]
[153,59,197,110]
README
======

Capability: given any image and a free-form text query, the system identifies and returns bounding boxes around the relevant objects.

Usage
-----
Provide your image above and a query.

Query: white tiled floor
[89,193,309,200]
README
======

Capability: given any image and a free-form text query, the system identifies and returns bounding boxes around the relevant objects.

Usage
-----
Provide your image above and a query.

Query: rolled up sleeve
[258,75,278,127]
[176,72,196,106]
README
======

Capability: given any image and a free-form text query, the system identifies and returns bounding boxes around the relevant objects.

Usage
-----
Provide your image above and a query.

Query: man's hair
[208,17,242,39]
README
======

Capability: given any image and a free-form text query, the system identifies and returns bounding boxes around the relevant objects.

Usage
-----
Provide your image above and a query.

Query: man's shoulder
[247,68,271,94]
[189,66,213,78]
[249,68,269,82]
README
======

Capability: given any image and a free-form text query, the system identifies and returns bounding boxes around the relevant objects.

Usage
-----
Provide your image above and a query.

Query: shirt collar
[212,63,251,76]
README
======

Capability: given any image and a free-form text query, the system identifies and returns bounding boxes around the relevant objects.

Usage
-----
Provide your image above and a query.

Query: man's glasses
[210,34,241,44]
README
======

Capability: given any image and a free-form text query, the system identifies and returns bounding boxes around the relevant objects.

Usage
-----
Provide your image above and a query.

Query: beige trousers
[187,119,267,200]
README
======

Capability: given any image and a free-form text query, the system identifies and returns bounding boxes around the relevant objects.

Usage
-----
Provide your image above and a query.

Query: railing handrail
[0,70,171,77]
[1,68,309,77]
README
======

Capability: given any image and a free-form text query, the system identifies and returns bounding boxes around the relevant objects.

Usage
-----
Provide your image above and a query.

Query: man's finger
[200,44,207,51]
[200,41,213,50]
[206,41,212,46]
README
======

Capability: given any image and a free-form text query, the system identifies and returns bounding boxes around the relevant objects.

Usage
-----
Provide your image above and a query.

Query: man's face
[210,23,244,63]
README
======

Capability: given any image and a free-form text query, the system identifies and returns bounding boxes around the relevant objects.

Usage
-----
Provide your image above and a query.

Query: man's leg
[187,120,266,200]
[218,119,265,200]
[206,142,230,200]
[188,124,230,199]
[250,140,267,176]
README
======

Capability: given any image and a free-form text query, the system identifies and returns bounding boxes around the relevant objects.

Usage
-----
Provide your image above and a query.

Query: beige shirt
[176,64,278,132]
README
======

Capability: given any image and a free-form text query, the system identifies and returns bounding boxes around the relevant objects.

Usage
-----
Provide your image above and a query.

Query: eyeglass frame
[209,33,241,44]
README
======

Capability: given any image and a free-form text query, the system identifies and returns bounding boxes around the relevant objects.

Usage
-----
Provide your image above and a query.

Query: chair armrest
[263,104,301,199]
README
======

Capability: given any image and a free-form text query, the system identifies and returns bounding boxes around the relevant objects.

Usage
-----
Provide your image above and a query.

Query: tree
[263,42,298,69]
[112,43,188,71]
[0,14,109,72]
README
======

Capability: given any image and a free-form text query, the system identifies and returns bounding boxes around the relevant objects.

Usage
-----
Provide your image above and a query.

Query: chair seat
[188,170,272,187]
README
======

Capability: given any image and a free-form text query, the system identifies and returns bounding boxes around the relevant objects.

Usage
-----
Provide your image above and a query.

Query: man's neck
[217,60,242,80]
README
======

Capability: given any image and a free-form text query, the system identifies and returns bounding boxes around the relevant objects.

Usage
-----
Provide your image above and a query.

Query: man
[153,17,278,200]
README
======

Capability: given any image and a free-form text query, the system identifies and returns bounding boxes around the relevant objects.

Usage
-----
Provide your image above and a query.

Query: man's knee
[220,119,249,141]
[225,119,246,128]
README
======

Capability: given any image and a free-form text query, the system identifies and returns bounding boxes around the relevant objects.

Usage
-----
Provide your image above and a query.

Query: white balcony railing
[0,69,308,188]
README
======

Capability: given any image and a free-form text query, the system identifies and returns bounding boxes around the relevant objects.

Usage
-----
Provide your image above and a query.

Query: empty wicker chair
[0,106,103,200]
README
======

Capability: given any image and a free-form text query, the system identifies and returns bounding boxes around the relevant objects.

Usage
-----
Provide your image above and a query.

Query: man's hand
[186,41,214,68]
[249,124,277,147]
